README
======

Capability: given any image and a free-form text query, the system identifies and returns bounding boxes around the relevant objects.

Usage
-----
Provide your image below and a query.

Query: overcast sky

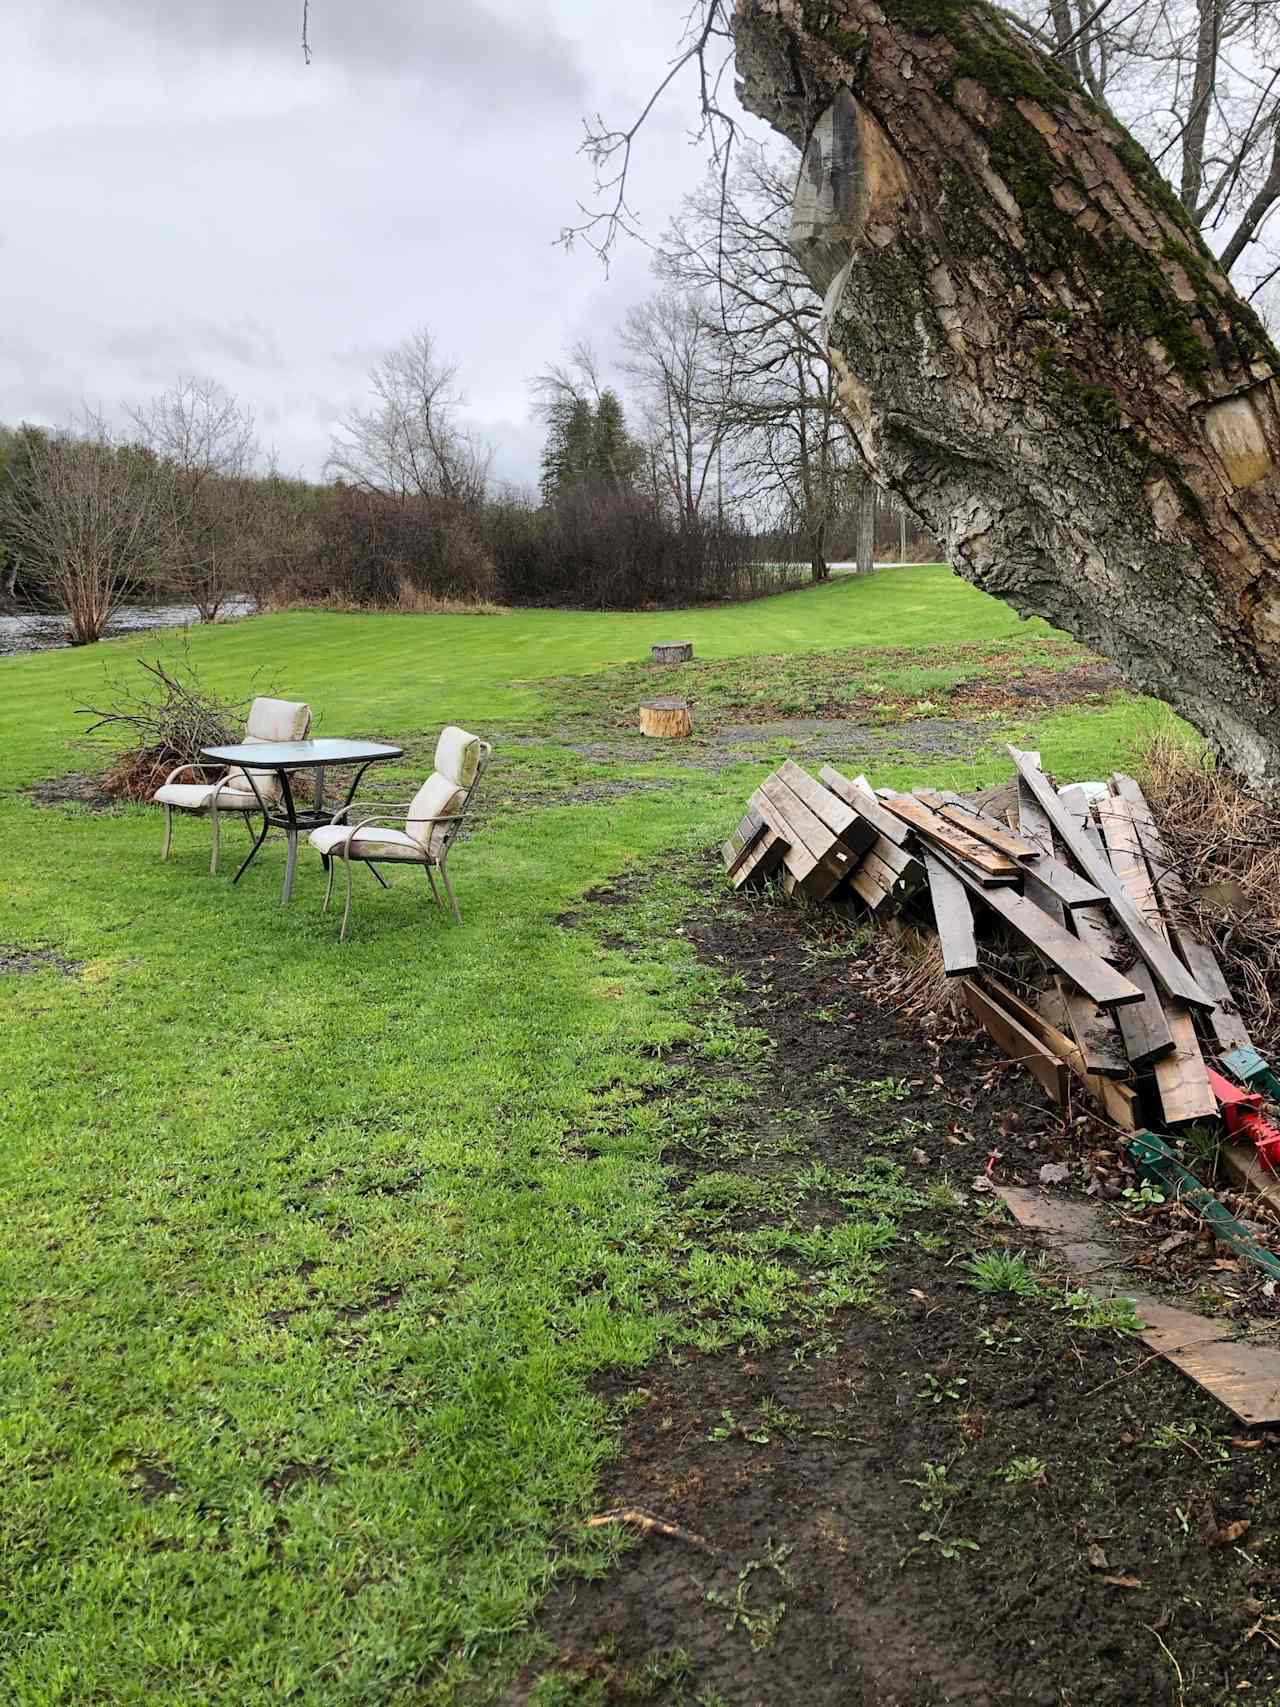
[1,1,780,493]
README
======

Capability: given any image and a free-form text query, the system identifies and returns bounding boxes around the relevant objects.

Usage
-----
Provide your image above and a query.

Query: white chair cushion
[153,782,260,812]
[434,726,482,788]
[245,697,312,743]
[406,771,466,858]
[226,698,312,800]
[309,824,425,861]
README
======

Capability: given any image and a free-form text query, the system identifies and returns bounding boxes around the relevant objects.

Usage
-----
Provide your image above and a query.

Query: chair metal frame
[318,741,492,940]
[159,763,265,875]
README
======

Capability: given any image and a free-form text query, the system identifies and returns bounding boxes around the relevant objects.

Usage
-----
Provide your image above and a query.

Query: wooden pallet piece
[730,819,787,889]
[877,791,1018,881]
[986,976,1137,1130]
[1101,793,1216,1125]
[1110,772,1254,1055]
[722,806,766,875]
[960,979,1070,1106]
[1009,748,1213,1009]
[921,851,978,975]
[777,761,878,862]
[850,847,923,913]
[929,847,1143,1010]
[914,789,1039,860]
[751,776,853,900]
[818,767,911,846]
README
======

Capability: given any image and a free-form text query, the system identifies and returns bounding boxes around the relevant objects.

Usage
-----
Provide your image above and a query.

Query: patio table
[200,738,403,904]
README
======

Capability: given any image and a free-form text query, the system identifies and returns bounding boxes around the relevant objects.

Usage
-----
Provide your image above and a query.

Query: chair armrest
[163,761,225,787]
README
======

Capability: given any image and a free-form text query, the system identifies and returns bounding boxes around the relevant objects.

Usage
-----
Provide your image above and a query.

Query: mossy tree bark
[734,0,1280,788]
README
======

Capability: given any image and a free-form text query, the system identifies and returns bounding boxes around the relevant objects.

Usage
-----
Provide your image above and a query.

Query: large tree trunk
[734,0,1280,789]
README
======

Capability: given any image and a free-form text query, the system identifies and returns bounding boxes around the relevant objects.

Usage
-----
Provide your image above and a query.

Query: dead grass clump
[78,656,248,803]
[1138,731,1280,1056]
[392,581,509,616]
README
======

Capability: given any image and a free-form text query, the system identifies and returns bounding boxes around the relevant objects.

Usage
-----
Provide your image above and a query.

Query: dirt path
[514,890,1280,1707]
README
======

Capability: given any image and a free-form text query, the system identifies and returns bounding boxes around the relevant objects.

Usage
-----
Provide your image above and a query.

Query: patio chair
[307,725,490,940]
[153,696,312,874]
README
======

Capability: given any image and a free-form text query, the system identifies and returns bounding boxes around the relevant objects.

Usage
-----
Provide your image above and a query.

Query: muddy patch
[24,771,119,812]
[515,888,1280,1707]
[1,942,83,976]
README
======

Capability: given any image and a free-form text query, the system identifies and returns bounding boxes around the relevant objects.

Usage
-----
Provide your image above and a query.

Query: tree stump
[651,641,693,665]
[640,696,692,738]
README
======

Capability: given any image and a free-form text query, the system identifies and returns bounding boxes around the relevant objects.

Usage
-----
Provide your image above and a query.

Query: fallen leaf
[1157,1231,1196,1257]
[1207,1519,1251,1547]
[1101,1575,1143,1590]
[908,1288,928,1302]
[971,1175,994,1194]
[1039,1162,1070,1186]
[1087,1544,1109,1570]
[1210,1258,1242,1272]
[1231,1437,1265,1450]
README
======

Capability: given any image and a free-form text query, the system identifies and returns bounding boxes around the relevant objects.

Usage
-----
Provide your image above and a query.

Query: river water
[0,600,255,657]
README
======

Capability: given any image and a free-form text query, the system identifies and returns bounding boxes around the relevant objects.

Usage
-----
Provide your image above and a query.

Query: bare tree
[328,327,491,505]
[620,292,737,524]
[2,414,174,645]
[658,147,866,579]
[127,376,259,621]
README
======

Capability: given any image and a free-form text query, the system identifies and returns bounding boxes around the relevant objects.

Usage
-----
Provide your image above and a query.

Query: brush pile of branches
[77,657,248,802]
[1141,734,1280,1060]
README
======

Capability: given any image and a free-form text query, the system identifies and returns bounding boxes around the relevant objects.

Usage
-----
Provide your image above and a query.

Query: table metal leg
[233,816,271,884]
[282,831,299,906]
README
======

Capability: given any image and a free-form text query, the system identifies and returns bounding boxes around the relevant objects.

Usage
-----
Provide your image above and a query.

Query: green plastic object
[1223,1045,1280,1103]
[1128,1129,1280,1283]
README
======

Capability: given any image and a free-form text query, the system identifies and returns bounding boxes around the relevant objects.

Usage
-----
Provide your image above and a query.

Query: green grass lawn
[0,568,1185,1704]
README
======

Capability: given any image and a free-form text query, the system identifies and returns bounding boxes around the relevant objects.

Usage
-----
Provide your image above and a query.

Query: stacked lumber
[723,746,1256,1138]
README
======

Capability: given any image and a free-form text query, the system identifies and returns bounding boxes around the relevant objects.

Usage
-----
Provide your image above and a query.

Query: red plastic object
[1209,1068,1280,1173]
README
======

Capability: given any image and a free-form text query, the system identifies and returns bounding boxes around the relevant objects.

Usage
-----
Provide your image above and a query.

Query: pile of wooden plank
[723,746,1257,1141]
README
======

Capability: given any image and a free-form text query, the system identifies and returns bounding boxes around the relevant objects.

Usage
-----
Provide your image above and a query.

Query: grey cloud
[39,0,587,106]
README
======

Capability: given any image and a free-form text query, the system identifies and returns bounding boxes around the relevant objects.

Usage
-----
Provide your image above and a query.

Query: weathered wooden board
[722,806,767,876]
[1057,981,1130,1080]
[996,1189,1280,1424]
[987,976,1137,1130]
[850,846,923,913]
[921,851,978,975]
[878,790,1018,880]
[751,777,852,898]
[931,849,1143,1009]
[1110,771,1254,1055]
[1009,748,1213,1009]
[915,790,1038,860]
[819,766,911,846]
[730,818,787,889]
[1102,793,1216,1124]
[777,760,878,861]
[960,979,1070,1106]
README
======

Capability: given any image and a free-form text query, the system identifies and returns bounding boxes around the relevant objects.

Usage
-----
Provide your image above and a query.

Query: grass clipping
[1140,732,1280,1058]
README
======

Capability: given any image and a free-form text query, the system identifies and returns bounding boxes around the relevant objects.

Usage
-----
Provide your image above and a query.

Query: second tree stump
[651,640,693,664]
[639,696,692,738]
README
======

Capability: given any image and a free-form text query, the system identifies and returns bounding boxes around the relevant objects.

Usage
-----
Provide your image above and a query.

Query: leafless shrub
[1,415,175,644]
[77,655,249,801]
